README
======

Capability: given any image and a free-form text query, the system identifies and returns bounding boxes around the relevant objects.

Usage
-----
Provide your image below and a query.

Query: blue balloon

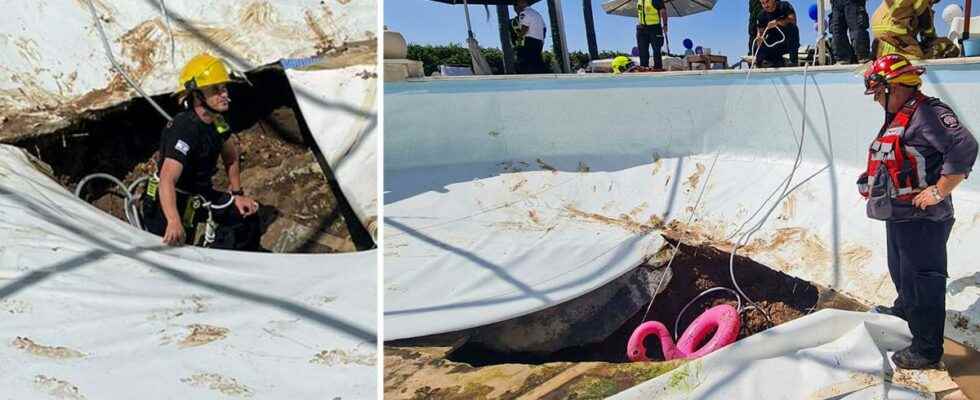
[683,38,694,49]
[695,46,704,55]
[808,4,818,21]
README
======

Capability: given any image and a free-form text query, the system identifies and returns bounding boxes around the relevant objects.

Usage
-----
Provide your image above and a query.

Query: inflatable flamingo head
[626,332,648,362]
[627,320,676,362]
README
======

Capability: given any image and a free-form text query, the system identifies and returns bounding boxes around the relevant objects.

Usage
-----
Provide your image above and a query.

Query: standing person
[755,0,800,67]
[859,54,977,369]
[871,0,959,59]
[141,53,263,250]
[511,0,548,74]
[830,0,872,64]
[636,0,668,70]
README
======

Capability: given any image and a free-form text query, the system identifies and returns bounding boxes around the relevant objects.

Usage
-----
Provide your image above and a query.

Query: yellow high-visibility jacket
[637,0,663,26]
[871,0,937,59]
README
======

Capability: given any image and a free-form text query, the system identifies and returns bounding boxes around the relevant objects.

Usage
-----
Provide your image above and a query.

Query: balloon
[683,38,693,49]
[695,46,704,55]
[943,4,964,24]
[631,46,639,56]
[808,4,818,21]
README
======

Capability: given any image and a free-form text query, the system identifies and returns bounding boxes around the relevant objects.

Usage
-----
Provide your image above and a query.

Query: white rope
[85,0,172,122]
[156,0,177,70]
[75,173,141,230]
[639,61,820,333]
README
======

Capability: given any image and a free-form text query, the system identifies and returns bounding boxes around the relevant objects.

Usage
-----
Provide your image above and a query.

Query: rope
[85,0,172,122]
[638,61,821,335]
[156,0,177,70]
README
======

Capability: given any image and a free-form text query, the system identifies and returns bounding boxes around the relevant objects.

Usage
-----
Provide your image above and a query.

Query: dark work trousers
[515,37,547,74]
[885,218,954,361]
[756,24,800,67]
[636,24,664,69]
[142,191,261,251]
[830,0,871,63]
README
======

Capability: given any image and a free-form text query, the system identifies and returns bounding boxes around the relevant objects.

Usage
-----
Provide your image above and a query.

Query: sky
[385,0,966,61]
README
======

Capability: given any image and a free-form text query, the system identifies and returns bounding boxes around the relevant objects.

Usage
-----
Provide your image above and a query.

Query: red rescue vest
[858,93,929,202]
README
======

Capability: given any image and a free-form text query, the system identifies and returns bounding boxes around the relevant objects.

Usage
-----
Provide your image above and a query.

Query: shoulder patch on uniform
[939,112,961,129]
[175,139,190,155]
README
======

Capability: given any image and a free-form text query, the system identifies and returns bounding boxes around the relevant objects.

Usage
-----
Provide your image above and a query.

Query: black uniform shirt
[757,1,796,30]
[158,110,231,200]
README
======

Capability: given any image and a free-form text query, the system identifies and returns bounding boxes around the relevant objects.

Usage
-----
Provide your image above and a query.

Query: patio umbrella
[602,0,716,18]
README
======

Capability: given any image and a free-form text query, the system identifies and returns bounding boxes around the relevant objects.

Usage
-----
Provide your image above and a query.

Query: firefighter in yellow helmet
[611,56,636,74]
[870,0,960,59]
[141,53,262,250]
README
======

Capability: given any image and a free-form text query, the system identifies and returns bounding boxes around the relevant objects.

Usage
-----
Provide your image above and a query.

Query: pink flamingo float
[627,304,740,362]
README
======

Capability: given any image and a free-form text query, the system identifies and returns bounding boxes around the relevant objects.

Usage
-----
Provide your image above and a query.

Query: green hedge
[407,43,629,76]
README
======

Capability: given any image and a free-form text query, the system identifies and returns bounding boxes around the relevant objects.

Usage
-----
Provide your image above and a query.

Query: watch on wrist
[231,189,245,196]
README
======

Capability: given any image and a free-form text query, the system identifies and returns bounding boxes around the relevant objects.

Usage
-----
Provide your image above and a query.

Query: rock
[468,263,672,355]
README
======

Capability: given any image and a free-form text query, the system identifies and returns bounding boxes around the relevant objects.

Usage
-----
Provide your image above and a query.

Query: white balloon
[943,4,964,24]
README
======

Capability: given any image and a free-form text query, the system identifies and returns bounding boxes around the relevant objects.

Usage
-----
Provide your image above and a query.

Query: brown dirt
[12,337,85,359]
[180,373,254,398]
[177,324,229,348]
[944,339,980,400]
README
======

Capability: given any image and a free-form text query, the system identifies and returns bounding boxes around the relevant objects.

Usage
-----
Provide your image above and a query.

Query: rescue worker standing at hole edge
[635,0,667,70]
[870,0,960,60]
[859,54,977,369]
[141,53,262,250]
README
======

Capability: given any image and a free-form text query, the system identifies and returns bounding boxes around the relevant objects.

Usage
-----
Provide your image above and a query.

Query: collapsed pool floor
[447,239,866,366]
[384,239,869,399]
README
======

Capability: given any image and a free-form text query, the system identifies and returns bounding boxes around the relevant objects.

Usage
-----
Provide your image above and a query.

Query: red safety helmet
[864,54,925,95]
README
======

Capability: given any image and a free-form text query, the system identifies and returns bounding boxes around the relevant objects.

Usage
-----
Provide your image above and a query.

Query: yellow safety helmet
[177,53,232,93]
[611,56,635,74]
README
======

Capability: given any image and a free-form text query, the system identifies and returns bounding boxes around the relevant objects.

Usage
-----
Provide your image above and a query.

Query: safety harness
[858,93,930,204]
[144,114,234,248]
[146,176,235,248]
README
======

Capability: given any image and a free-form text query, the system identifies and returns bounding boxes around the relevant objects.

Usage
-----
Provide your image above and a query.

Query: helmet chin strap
[883,84,897,123]
[193,90,224,116]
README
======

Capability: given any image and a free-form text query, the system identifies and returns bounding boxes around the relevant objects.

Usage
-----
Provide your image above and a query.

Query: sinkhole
[9,65,374,253]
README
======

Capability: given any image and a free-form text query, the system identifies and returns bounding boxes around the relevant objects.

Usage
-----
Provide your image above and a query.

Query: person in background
[830,0,872,64]
[755,0,800,67]
[871,0,959,59]
[636,0,668,70]
[511,0,548,74]
[860,54,977,369]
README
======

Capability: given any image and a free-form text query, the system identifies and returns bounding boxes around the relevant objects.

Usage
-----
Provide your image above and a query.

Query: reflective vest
[858,93,929,202]
[637,0,661,26]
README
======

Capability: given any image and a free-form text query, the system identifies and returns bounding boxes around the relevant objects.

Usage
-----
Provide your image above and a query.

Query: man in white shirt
[511,0,548,74]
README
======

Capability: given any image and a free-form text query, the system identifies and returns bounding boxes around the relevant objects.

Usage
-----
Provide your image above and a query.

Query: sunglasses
[864,73,888,95]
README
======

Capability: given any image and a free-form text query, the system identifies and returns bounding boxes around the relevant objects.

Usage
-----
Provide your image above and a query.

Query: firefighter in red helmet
[859,54,977,369]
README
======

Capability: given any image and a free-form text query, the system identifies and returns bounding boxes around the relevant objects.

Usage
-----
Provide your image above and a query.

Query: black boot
[870,305,908,321]
[892,346,943,370]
